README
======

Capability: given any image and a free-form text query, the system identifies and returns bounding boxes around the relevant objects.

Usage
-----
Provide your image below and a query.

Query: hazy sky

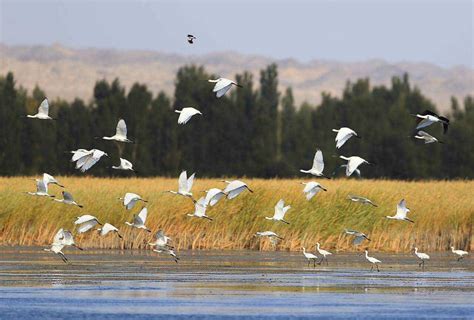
[1,0,473,67]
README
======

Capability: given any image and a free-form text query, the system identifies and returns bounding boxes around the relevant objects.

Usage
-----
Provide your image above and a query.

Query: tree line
[0,64,473,179]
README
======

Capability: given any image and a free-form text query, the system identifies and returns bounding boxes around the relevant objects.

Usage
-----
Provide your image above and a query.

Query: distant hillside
[1,44,472,111]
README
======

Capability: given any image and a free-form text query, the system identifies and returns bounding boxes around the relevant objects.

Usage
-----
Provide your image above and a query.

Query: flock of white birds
[23,36,468,271]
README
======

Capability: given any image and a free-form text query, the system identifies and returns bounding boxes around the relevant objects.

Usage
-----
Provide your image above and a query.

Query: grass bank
[0,177,472,252]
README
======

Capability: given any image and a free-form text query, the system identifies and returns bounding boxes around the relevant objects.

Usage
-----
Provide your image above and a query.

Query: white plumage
[302,247,319,267]
[120,192,147,210]
[27,98,53,120]
[98,223,122,238]
[364,250,381,271]
[204,188,225,206]
[300,149,329,178]
[187,197,213,221]
[414,247,430,269]
[112,158,134,171]
[208,78,241,98]
[167,171,195,197]
[175,107,202,124]
[339,155,370,177]
[74,215,101,234]
[347,195,377,207]
[254,231,283,240]
[222,180,253,199]
[450,247,468,261]
[301,181,327,200]
[26,180,54,198]
[70,149,108,172]
[332,127,359,149]
[265,199,291,224]
[125,207,151,231]
[102,119,132,142]
[386,199,414,223]
[54,191,83,208]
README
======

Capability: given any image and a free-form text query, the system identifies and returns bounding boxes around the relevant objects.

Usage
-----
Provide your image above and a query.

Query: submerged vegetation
[0,177,471,252]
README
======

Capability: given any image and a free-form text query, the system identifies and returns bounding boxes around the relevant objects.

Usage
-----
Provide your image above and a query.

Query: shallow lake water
[0,247,472,319]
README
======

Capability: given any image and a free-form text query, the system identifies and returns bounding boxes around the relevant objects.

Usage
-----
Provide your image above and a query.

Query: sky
[1,0,473,68]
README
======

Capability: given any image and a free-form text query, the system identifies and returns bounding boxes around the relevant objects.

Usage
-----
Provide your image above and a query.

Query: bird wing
[155,230,164,240]
[396,199,408,218]
[78,153,100,172]
[123,193,138,206]
[177,109,192,124]
[77,220,97,233]
[205,188,223,206]
[416,130,432,138]
[312,149,324,173]
[212,78,232,92]
[137,207,148,224]
[62,191,74,202]
[415,118,434,130]
[71,149,92,162]
[335,128,354,149]
[116,119,127,138]
[38,99,49,115]
[195,197,207,216]
[178,171,188,192]
[186,173,195,191]
[353,235,365,245]
[306,188,319,200]
[347,157,365,176]
[216,86,232,98]
[75,215,96,224]
[273,199,286,219]
[61,230,75,245]
[37,180,48,193]
[53,229,65,244]
[42,173,56,185]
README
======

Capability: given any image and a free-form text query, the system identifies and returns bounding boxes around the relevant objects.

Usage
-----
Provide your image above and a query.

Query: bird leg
[376,264,380,272]
[370,265,373,272]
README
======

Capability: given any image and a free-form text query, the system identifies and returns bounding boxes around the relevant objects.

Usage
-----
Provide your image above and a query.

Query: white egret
[347,195,377,207]
[97,223,122,238]
[125,207,151,232]
[148,230,173,249]
[119,192,148,210]
[42,173,64,188]
[112,158,135,171]
[332,127,360,149]
[175,107,202,124]
[386,199,414,223]
[153,247,179,263]
[364,250,381,272]
[187,197,213,221]
[187,34,196,44]
[300,149,330,178]
[54,228,83,250]
[222,180,253,199]
[265,199,291,224]
[332,164,361,178]
[344,229,371,245]
[413,130,443,144]
[302,247,319,267]
[74,215,102,234]
[411,110,449,134]
[204,188,225,206]
[450,247,468,261]
[27,98,54,120]
[414,247,430,269]
[70,149,108,172]
[301,181,327,200]
[254,231,283,240]
[26,180,55,198]
[166,171,195,198]
[315,243,332,265]
[102,119,132,142]
[54,191,83,208]
[339,155,371,177]
[208,78,242,98]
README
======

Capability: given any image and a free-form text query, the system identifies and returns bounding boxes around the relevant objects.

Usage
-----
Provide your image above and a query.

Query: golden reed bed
[0,177,472,252]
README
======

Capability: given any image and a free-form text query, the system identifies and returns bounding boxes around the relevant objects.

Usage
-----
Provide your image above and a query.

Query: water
[0,247,472,319]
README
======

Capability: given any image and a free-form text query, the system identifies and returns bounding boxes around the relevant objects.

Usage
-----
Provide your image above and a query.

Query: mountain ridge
[1,43,472,111]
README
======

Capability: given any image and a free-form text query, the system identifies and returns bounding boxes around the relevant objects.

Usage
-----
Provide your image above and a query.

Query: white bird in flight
[265,199,291,224]
[222,180,253,199]
[148,230,173,249]
[175,107,202,124]
[344,229,371,245]
[339,156,371,177]
[120,192,148,210]
[300,149,330,179]
[153,247,180,263]
[254,231,283,240]
[204,188,225,206]
[70,149,108,172]
[187,197,213,221]
[411,110,449,134]
[97,223,123,239]
[26,180,55,198]
[332,127,360,149]
[42,173,64,188]
[112,158,135,171]
[102,119,132,142]
[301,181,327,200]
[347,195,377,207]
[315,243,332,265]
[413,130,443,144]
[450,247,468,261]
[74,215,102,234]
[54,228,83,251]
[54,191,83,208]
[44,243,68,263]
[166,171,195,198]
[414,247,430,269]
[125,207,151,232]
[208,78,242,98]
[302,247,319,267]
[364,250,381,272]
[27,98,54,120]
[386,199,414,223]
